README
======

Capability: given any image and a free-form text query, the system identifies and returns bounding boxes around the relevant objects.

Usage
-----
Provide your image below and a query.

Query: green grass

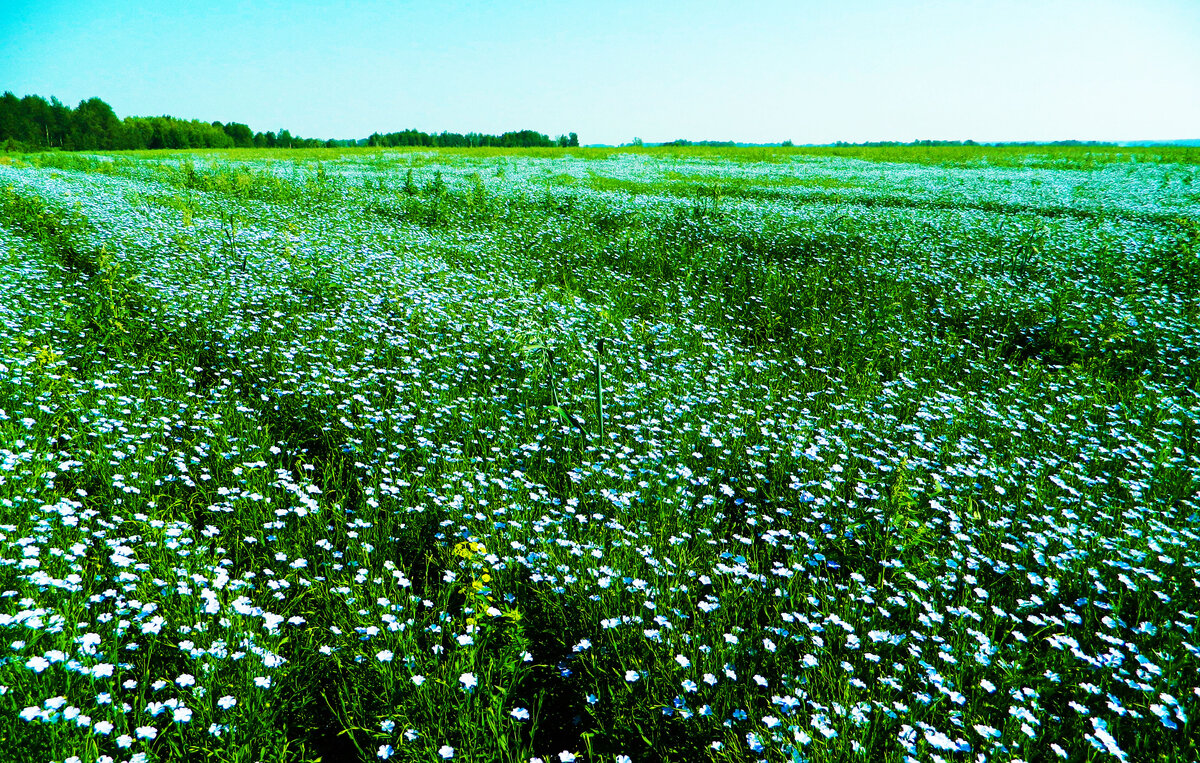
[10,142,1200,169]
[0,147,1198,763]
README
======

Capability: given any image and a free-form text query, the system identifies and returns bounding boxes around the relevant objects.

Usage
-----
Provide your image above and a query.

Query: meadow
[0,144,1198,763]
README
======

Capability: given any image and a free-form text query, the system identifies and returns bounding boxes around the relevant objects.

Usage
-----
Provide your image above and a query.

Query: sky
[2,0,1198,145]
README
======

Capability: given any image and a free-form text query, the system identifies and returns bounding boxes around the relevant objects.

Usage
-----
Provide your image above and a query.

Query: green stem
[595,338,605,440]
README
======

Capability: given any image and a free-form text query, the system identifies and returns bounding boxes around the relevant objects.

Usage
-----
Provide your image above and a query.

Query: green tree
[48,97,73,147]
[122,117,153,149]
[0,92,21,146]
[222,122,254,147]
[19,94,53,146]
[72,97,121,149]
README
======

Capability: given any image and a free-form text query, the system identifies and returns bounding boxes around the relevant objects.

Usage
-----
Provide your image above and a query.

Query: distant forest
[367,129,577,148]
[0,92,577,151]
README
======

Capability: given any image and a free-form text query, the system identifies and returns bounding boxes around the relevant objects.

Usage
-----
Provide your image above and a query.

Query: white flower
[674,654,690,668]
[173,706,193,723]
[176,673,196,687]
[378,744,394,759]
[559,752,576,763]
[512,707,530,720]
[376,650,394,662]
[438,745,454,759]
[255,676,272,689]
[81,632,101,655]
[218,695,236,710]
[625,670,640,682]
[746,732,764,752]
[459,672,477,690]
[135,725,157,740]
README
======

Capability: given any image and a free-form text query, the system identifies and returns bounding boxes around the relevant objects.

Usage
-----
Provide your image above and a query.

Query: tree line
[0,93,578,152]
[829,139,1117,148]
[367,129,578,148]
[0,93,333,151]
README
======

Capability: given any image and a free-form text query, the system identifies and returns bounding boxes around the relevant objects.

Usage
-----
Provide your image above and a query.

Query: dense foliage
[0,93,336,152]
[0,93,579,153]
[0,146,1198,763]
[367,130,578,149]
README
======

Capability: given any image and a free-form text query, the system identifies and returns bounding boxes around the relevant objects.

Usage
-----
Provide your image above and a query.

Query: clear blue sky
[3,0,1198,145]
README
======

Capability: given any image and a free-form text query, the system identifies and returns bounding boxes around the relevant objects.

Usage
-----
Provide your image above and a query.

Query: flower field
[1,146,1199,763]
